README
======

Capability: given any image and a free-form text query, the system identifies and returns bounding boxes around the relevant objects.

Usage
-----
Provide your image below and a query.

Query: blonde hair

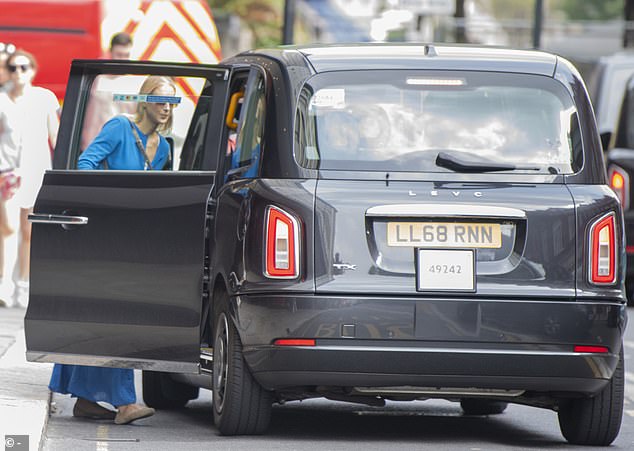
[135,75,176,134]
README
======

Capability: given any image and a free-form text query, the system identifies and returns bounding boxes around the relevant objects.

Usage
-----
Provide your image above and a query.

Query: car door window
[78,73,214,171]
[225,71,265,180]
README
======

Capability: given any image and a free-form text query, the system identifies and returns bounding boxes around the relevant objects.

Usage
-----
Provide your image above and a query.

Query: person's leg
[0,197,19,306]
[18,207,31,281]
[0,201,6,307]
[112,369,155,425]
[73,398,117,420]
[49,364,117,420]
[0,199,10,278]
[49,365,154,424]
[114,403,155,424]
[13,207,31,307]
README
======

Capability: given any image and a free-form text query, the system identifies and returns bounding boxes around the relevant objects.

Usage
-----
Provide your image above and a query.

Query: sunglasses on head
[0,42,16,55]
[8,64,30,73]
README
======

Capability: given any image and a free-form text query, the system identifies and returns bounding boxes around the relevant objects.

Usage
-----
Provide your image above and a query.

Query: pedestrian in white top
[0,49,59,307]
[0,42,16,93]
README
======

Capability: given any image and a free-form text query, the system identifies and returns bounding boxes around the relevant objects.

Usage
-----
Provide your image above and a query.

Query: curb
[0,320,52,451]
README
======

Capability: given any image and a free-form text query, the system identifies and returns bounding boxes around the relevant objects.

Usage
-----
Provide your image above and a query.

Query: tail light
[265,206,300,279]
[574,345,609,354]
[588,212,617,285]
[608,165,629,209]
[273,339,315,346]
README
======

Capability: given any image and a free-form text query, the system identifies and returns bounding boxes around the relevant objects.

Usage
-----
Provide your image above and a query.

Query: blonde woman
[78,75,175,170]
[47,76,178,425]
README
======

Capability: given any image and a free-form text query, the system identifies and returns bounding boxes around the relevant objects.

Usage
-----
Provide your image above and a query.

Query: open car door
[25,60,231,372]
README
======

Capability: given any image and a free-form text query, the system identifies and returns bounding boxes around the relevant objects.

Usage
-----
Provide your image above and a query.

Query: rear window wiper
[435,151,540,173]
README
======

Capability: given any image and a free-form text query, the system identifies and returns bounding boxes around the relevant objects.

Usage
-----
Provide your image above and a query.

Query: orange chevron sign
[103,0,222,100]
[104,0,222,64]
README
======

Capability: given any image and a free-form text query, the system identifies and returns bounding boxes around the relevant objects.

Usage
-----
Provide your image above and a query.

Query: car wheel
[558,346,624,446]
[212,296,272,435]
[142,371,199,409]
[460,399,508,415]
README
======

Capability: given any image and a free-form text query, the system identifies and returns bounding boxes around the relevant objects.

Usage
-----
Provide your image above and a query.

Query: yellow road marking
[96,424,109,451]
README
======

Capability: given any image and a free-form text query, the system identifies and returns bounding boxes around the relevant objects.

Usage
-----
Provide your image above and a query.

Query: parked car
[605,73,634,302]
[25,44,626,445]
[588,50,634,150]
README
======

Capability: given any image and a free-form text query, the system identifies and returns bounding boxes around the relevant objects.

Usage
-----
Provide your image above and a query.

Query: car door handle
[28,213,89,225]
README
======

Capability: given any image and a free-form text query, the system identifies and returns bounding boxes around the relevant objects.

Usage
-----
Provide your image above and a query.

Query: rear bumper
[232,294,626,395]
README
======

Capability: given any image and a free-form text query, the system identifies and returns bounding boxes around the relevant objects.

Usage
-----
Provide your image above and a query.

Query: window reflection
[301,71,579,174]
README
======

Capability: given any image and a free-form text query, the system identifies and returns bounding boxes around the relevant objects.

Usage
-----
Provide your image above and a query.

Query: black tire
[558,347,624,446]
[212,294,272,435]
[142,371,199,409]
[460,399,508,415]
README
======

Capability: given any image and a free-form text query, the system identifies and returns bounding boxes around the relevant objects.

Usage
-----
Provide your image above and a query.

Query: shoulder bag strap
[126,117,154,171]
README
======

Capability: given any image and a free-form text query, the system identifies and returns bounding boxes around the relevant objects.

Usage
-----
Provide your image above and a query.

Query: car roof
[596,50,634,67]
[287,43,558,76]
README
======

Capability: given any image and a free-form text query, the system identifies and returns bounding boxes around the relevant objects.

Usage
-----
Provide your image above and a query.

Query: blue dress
[77,115,169,170]
[48,364,136,406]
[49,115,169,406]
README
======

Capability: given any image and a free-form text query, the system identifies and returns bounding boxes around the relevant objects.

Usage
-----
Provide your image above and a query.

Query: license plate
[416,248,475,292]
[388,222,501,248]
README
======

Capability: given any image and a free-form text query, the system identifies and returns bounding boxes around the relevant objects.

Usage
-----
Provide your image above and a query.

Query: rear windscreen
[295,70,581,174]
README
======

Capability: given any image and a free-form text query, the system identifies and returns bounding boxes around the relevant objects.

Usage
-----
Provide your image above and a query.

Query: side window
[295,87,318,169]
[77,74,213,171]
[626,88,634,149]
[227,71,266,179]
[615,86,634,149]
[179,81,213,170]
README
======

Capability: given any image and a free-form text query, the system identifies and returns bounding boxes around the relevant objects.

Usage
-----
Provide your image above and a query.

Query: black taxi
[25,44,626,445]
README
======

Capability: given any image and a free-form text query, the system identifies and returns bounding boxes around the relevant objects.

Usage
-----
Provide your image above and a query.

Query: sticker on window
[310,89,345,109]
[305,146,319,160]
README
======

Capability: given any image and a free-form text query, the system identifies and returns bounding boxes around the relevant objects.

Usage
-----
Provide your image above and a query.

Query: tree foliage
[485,0,623,21]
[550,0,622,21]
[486,0,534,19]
[208,0,283,47]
